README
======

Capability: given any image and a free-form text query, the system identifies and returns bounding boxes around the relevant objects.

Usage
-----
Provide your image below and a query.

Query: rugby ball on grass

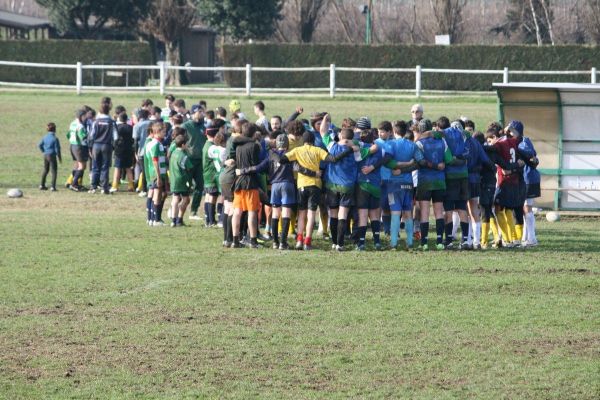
[7,188,23,198]
[546,211,560,222]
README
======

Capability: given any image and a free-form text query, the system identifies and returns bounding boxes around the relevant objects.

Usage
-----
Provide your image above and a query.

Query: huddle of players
[197,103,541,251]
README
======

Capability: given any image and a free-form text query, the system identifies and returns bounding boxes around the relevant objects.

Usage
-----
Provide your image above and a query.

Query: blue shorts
[270,181,296,207]
[388,188,413,212]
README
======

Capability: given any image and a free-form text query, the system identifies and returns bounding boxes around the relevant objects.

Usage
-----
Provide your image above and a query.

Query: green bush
[0,40,152,86]
[223,44,600,91]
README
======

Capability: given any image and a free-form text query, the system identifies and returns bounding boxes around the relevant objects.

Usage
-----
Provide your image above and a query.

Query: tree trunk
[165,41,181,86]
[529,0,543,45]
[540,0,555,45]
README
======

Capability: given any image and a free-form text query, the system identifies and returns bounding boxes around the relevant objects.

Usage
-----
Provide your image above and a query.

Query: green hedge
[223,44,600,91]
[0,40,152,86]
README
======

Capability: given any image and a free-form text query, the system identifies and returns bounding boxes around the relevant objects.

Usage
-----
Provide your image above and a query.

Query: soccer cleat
[279,243,290,251]
[217,222,224,228]
[356,245,365,252]
[435,243,445,251]
[102,189,111,195]
[336,245,344,252]
[331,244,337,250]
[390,246,398,251]
[69,185,80,192]
[259,233,272,241]
[170,222,176,228]
[272,242,280,250]
[138,191,147,198]
[445,242,456,250]
[458,241,472,251]
[223,241,232,248]
[153,220,166,227]
[247,241,260,249]
[295,240,304,250]
[189,213,201,220]
[303,244,313,251]
[88,188,96,194]
[422,244,430,251]
[231,242,244,249]
[39,185,48,190]
[109,187,118,193]
[322,232,331,241]
[522,240,538,248]
[473,244,482,250]
[374,243,382,251]
[50,187,57,192]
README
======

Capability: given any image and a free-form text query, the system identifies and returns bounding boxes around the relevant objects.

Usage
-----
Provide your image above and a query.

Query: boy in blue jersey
[375,123,394,236]
[514,122,541,246]
[464,121,493,249]
[322,123,362,251]
[385,122,422,250]
[354,124,395,251]
[414,119,454,250]
[437,117,470,249]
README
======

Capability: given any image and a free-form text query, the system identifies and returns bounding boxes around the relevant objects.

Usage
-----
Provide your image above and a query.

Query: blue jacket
[519,137,541,185]
[38,132,61,157]
[466,136,492,184]
[387,138,418,187]
[443,127,469,179]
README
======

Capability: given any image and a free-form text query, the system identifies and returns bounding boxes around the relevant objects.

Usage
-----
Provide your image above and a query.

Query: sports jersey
[518,137,541,185]
[208,144,226,173]
[323,134,360,193]
[169,147,193,193]
[466,135,491,184]
[443,126,468,179]
[375,137,393,182]
[285,144,330,189]
[202,140,219,187]
[269,149,295,184]
[387,138,420,187]
[494,136,520,186]
[357,143,385,197]
[416,136,450,191]
[67,119,87,146]
[144,138,167,182]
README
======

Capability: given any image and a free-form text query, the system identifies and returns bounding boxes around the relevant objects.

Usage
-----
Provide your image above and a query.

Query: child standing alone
[38,122,62,191]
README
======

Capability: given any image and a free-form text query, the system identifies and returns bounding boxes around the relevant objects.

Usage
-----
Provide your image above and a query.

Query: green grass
[0,91,599,399]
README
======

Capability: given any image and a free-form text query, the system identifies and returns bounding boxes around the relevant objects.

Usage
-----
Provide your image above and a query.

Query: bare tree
[140,0,197,85]
[428,0,467,43]
[584,0,600,42]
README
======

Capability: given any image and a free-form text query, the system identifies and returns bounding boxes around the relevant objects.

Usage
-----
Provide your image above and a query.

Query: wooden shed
[180,25,216,84]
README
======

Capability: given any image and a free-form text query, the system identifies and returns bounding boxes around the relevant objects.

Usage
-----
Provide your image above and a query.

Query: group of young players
[53,95,541,251]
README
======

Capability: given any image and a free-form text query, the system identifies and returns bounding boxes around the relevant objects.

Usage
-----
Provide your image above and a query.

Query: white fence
[0,60,598,97]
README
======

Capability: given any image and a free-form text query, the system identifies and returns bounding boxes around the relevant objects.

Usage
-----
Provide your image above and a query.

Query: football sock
[281,217,291,245]
[67,173,74,185]
[390,214,401,248]
[304,236,312,246]
[473,221,481,246]
[204,202,210,225]
[505,210,517,242]
[271,217,280,245]
[489,217,500,243]
[526,212,537,243]
[227,215,234,242]
[481,222,489,246]
[156,202,164,221]
[217,203,224,224]
[382,214,391,235]
[452,212,460,238]
[146,197,152,221]
[496,211,510,244]
[337,219,347,247]
[319,210,329,235]
[358,226,367,247]
[371,220,381,245]
[400,221,405,230]
[329,217,339,245]
[460,222,469,243]
[420,222,430,246]
[445,222,454,245]
[405,218,414,247]
[436,218,445,245]
[515,224,524,242]
[223,217,229,241]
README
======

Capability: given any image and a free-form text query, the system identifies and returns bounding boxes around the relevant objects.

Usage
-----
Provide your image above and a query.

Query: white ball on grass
[546,211,560,222]
[7,188,23,198]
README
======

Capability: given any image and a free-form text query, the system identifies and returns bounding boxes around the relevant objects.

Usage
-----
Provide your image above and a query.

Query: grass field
[1,91,599,399]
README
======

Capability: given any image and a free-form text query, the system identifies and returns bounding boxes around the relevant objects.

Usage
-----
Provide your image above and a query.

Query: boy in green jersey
[169,135,193,227]
[66,109,88,191]
[144,121,169,226]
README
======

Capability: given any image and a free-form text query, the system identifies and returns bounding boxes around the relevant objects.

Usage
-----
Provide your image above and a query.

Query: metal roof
[493,82,600,91]
[0,9,50,29]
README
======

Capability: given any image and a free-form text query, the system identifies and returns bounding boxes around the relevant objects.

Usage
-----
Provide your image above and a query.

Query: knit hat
[356,116,371,130]
[276,133,289,149]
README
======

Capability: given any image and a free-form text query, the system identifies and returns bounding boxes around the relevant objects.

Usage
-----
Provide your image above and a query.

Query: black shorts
[495,183,521,209]
[479,185,495,207]
[203,186,219,196]
[173,191,190,197]
[416,187,445,203]
[326,188,355,209]
[527,183,541,199]
[445,178,469,202]
[298,186,321,211]
[70,144,89,163]
[355,186,380,210]
[468,182,481,199]
[221,183,234,202]
[114,154,133,169]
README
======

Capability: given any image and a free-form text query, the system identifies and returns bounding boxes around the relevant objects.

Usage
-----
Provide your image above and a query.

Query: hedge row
[223,44,600,91]
[0,40,152,86]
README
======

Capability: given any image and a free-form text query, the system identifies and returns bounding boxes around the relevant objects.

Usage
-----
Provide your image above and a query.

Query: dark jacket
[233,138,260,191]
